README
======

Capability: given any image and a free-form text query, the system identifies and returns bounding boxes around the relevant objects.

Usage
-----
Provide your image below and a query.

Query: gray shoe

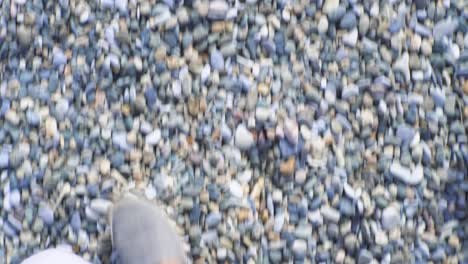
[111,194,185,264]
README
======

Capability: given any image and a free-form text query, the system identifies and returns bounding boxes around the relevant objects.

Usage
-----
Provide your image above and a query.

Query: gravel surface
[0,0,467,263]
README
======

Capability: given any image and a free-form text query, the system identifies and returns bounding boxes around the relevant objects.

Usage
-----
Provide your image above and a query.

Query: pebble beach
[0,0,467,263]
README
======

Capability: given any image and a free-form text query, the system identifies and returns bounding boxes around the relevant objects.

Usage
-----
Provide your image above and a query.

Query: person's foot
[111,194,185,264]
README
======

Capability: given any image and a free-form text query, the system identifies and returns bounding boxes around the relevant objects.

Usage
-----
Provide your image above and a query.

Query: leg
[111,194,186,264]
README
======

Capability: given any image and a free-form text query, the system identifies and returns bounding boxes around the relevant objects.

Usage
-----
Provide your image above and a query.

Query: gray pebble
[235,125,254,150]
[0,151,9,169]
[205,212,222,228]
[38,203,54,225]
[390,162,424,185]
[208,0,229,20]
[340,12,357,30]
[292,239,307,258]
[381,205,400,230]
[210,50,224,71]
[320,205,341,223]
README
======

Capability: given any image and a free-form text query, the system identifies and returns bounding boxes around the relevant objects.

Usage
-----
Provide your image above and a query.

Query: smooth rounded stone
[217,247,227,260]
[358,249,373,264]
[295,169,307,184]
[38,203,54,225]
[26,111,40,126]
[323,0,340,14]
[210,49,224,71]
[45,117,58,138]
[433,18,459,40]
[115,0,128,12]
[221,123,232,141]
[318,16,329,34]
[237,170,252,184]
[205,212,222,228]
[0,151,9,169]
[229,180,243,198]
[381,205,400,230]
[53,48,67,67]
[8,214,23,231]
[342,84,359,99]
[273,212,285,232]
[340,12,357,30]
[359,14,370,34]
[283,119,299,145]
[150,5,172,27]
[90,199,113,215]
[208,0,229,20]
[415,0,428,9]
[70,211,81,231]
[393,52,410,82]
[145,129,161,146]
[410,34,422,52]
[389,162,424,185]
[343,28,358,47]
[180,198,193,210]
[339,198,355,217]
[320,205,341,223]
[255,106,271,122]
[100,0,114,9]
[9,190,21,208]
[235,125,255,150]
[396,124,415,143]
[294,224,312,239]
[16,25,32,47]
[5,110,20,125]
[292,239,307,258]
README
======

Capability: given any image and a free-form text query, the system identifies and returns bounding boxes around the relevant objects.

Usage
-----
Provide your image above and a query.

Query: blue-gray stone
[415,0,427,10]
[26,111,41,126]
[111,152,125,167]
[261,39,276,55]
[292,239,307,259]
[388,18,404,33]
[279,139,296,157]
[339,198,355,217]
[396,125,415,143]
[53,49,67,67]
[433,18,459,40]
[9,189,21,208]
[414,23,432,37]
[144,88,157,107]
[274,212,285,232]
[358,249,373,264]
[38,204,54,225]
[3,222,17,237]
[182,33,193,48]
[205,212,222,228]
[239,75,251,92]
[70,211,81,231]
[208,0,229,20]
[164,31,178,48]
[210,50,224,71]
[221,123,232,141]
[342,84,359,99]
[0,99,10,116]
[20,71,34,84]
[201,230,219,245]
[340,12,357,30]
[112,131,129,150]
[0,151,9,169]
[327,6,346,23]
[431,247,446,261]
[7,214,22,231]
